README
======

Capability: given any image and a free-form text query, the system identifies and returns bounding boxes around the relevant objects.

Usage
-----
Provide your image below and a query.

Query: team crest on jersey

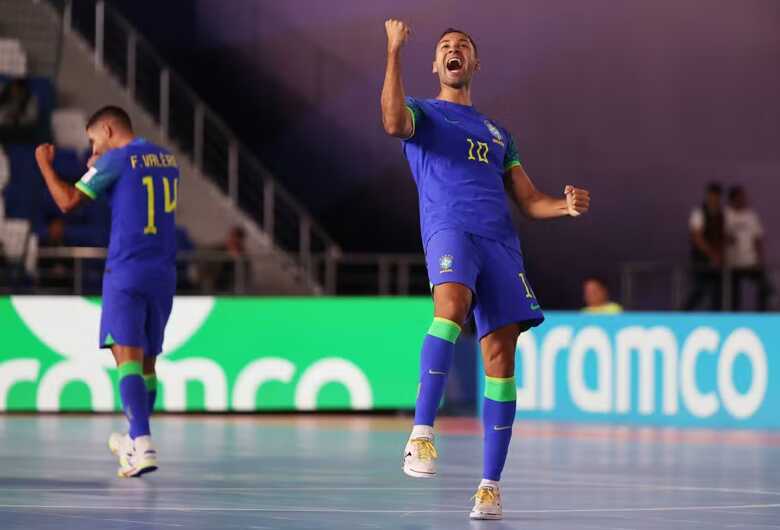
[439,254,454,273]
[484,121,504,146]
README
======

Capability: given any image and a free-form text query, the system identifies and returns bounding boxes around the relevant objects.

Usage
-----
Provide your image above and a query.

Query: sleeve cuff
[75,181,97,199]
[504,161,522,172]
[403,106,416,140]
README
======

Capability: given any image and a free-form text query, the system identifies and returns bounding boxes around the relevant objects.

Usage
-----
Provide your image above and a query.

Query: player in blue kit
[381,21,591,519]
[35,106,178,478]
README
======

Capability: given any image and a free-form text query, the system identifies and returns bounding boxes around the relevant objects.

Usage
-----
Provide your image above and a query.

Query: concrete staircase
[0,0,319,294]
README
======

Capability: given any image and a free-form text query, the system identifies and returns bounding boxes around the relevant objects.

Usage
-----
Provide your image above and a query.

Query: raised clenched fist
[564,185,591,217]
[385,19,410,53]
[35,143,56,167]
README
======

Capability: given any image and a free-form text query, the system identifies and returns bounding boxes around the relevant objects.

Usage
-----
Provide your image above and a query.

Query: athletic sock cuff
[485,376,517,402]
[117,361,143,380]
[143,374,158,391]
[427,317,461,343]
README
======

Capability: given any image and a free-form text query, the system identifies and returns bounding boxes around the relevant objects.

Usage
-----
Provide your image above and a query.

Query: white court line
[3,480,778,497]
[0,480,780,496]
[6,510,185,528]
[0,502,778,514]
[709,509,780,528]
[0,486,563,492]
[515,478,780,498]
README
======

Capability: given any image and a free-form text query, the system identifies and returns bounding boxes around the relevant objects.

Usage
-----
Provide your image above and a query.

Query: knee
[482,340,515,378]
[434,297,470,326]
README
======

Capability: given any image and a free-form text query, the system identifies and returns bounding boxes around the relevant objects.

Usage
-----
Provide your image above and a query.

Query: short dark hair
[706,182,723,195]
[728,185,745,201]
[584,276,609,290]
[86,105,132,132]
[437,28,478,56]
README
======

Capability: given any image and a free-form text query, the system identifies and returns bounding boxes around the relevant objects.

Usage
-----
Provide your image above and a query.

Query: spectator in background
[582,276,623,314]
[175,225,197,292]
[39,216,73,289]
[218,225,249,292]
[725,186,773,311]
[202,225,252,293]
[0,79,39,142]
[684,182,725,311]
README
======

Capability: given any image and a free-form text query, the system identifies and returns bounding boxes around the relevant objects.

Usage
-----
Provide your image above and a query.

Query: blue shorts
[425,229,545,339]
[99,270,174,357]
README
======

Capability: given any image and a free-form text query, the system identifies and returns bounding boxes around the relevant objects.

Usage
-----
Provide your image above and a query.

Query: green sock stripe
[485,376,517,402]
[117,361,143,380]
[428,317,461,343]
[144,374,158,391]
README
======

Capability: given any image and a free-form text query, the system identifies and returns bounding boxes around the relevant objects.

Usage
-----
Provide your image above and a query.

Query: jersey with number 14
[403,97,522,250]
[76,138,178,277]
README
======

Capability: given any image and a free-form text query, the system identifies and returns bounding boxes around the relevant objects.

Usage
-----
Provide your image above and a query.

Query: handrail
[620,261,778,311]
[9,247,430,296]
[51,0,340,287]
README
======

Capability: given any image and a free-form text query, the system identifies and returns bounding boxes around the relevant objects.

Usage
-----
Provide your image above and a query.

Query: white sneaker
[470,483,503,520]
[110,433,158,478]
[402,437,438,478]
[108,432,125,456]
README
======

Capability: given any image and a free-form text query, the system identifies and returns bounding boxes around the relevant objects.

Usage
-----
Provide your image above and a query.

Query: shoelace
[410,438,438,461]
[472,486,498,506]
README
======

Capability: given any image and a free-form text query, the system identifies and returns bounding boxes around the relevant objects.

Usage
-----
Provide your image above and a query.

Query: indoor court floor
[0,415,779,529]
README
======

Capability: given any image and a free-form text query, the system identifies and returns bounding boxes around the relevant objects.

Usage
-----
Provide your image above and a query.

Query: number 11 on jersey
[519,272,536,299]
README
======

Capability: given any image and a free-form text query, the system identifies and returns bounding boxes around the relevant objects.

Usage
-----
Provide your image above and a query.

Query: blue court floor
[1,415,779,529]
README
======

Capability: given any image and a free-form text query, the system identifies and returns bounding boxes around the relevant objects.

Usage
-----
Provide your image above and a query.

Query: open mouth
[446,56,463,72]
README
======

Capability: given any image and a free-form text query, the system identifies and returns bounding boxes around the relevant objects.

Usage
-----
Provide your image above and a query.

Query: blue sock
[144,374,157,415]
[413,317,461,427]
[482,376,517,481]
[118,361,150,439]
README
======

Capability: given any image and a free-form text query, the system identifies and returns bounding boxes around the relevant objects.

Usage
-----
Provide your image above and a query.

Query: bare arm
[381,19,413,138]
[756,236,765,264]
[504,165,590,219]
[691,229,722,266]
[35,143,86,214]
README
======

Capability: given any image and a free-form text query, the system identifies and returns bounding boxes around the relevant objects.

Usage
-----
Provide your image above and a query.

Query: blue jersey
[76,138,178,279]
[402,97,522,249]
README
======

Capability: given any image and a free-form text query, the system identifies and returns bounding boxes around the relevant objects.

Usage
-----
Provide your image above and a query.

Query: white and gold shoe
[402,437,438,478]
[110,433,158,478]
[108,432,124,456]
[470,483,502,520]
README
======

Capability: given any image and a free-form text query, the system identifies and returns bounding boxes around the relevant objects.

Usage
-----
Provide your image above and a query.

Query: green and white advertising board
[0,297,428,412]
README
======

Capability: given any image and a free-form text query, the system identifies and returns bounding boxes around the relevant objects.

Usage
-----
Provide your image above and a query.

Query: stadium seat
[0,38,27,77]
[1,217,30,262]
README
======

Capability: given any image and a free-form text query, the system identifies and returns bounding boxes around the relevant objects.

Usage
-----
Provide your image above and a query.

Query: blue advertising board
[477,312,780,429]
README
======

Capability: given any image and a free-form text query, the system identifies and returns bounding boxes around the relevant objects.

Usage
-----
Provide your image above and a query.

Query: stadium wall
[0,297,778,430]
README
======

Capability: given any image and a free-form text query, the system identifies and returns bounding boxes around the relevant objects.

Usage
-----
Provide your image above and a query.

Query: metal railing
[0,247,430,296]
[621,261,779,311]
[47,0,339,287]
[313,253,429,296]
[28,247,256,295]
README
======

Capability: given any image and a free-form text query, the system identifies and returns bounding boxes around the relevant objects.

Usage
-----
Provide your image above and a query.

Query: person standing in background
[725,186,773,311]
[684,182,725,311]
[581,276,623,314]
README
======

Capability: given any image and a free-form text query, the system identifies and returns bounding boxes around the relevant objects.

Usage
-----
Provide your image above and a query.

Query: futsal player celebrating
[381,20,591,519]
[35,106,179,477]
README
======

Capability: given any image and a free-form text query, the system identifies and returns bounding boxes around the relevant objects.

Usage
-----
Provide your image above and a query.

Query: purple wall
[176,1,780,306]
